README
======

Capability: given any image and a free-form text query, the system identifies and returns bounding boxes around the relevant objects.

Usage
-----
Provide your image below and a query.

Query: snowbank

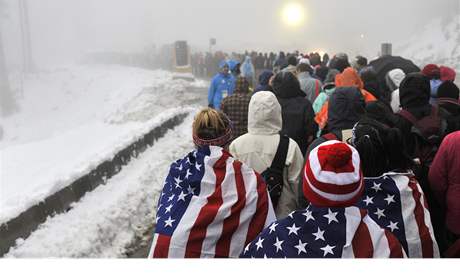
[5,112,197,257]
[0,64,208,224]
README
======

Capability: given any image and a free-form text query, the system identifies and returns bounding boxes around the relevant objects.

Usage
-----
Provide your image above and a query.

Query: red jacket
[429,131,460,235]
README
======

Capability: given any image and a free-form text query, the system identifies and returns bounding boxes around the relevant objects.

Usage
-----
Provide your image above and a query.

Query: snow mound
[5,112,197,258]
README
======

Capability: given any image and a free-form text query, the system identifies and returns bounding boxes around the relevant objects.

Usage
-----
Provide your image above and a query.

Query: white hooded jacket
[229,91,304,218]
[387,69,406,113]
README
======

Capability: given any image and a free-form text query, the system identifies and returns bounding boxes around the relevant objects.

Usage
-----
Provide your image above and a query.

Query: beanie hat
[421,64,440,79]
[440,66,456,82]
[399,72,431,109]
[303,140,364,207]
[437,81,460,100]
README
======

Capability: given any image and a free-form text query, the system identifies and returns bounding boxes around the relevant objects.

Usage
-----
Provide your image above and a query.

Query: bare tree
[0,0,18,117]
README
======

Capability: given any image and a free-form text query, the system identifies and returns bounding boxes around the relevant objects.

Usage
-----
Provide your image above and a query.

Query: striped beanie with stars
[303,140,364,207]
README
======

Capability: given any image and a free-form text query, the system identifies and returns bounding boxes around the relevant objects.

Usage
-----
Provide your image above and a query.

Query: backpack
[261,134,289,209]
[398,106,447,166]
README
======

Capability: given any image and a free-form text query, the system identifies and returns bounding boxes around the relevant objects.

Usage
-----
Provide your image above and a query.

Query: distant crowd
[150,50,460,258]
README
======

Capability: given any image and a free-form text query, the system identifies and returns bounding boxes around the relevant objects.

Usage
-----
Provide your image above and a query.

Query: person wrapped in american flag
[149,108,276,258]
[351,118,439,257]
[241,140,405,258]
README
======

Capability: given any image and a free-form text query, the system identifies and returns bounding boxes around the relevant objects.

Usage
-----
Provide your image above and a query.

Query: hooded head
[335,67,364,89]
[271,71,306,99]
[247,91,282,135]
[440,66,456,82]
[227,60,240,72]
[258,70,274,86]
[327,87,366,131]
[437,81,460,100]
[399,73,431,110]
[385,68,406,92]
[219,60,230,75]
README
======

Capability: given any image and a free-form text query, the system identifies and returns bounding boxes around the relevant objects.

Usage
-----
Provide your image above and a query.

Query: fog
[1,0,460,68]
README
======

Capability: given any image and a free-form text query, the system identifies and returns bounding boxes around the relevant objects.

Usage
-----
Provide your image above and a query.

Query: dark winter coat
[394,73,433,157]
[307,87,365,154]
[271,71,317,155]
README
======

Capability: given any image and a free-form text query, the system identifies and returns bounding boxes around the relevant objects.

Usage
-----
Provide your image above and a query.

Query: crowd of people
[150,51,460,258]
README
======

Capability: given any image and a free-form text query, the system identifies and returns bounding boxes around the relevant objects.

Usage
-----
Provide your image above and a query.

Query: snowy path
[5,112,197,258]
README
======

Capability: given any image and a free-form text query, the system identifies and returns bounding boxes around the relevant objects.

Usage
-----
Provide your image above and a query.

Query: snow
[5,112,197,257]
[397,15,460,73]
[0,64,207,224]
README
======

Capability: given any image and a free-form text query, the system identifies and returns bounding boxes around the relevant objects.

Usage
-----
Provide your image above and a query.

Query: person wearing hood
[437,81,460,134]
[312,69,340,114]
[309,87,366,153]
[395,72,450,254]
[394,72,440,157]
[385,68,406,113]
[297,63,323,103]
[271,71,318,155]
[229,91,304,218]
[241,56,256,88]
[315,67,376,131]
[241,140,405,258]
[227,59,241,78]
[208,61,236,110]
[254,70,274,93]
[352,118,440,258]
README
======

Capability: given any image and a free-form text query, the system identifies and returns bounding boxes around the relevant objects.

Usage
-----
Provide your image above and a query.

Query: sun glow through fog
[282,2,305,27]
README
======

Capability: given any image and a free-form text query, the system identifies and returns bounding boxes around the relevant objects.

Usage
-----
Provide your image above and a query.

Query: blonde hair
[193,108,230,140]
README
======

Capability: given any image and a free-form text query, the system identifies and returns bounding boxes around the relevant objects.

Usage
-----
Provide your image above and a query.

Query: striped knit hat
[303,140,364,207]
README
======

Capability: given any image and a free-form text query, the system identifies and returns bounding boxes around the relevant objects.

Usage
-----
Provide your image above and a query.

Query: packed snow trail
[5,111,197,258]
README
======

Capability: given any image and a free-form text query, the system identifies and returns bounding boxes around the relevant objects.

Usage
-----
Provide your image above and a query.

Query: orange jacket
[315,68,377,129]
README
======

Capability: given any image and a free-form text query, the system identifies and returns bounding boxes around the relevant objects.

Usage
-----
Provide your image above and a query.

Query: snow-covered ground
[397,15,460,73]
[5,112,197,257]
[0,64,207,224]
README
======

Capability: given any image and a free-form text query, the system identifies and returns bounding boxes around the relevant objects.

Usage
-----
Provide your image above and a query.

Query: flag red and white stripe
[149,146,276,258]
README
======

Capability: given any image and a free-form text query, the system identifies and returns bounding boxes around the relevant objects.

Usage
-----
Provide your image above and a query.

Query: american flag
[357,173,440,258]
[240,205,405,258]
[149,145,276,258]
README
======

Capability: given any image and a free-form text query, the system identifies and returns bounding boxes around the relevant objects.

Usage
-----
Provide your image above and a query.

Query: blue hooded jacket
[208,60,236,110]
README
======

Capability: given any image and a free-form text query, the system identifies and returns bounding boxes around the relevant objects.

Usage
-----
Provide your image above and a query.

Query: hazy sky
[2,0,459,67]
